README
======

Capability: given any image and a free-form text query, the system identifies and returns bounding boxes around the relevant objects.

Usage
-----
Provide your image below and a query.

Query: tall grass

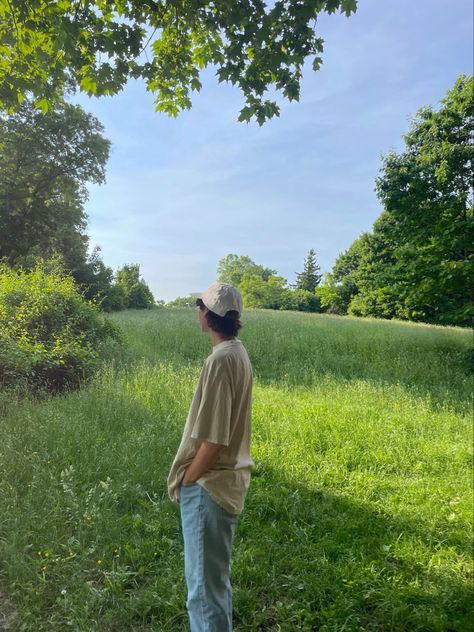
[0,309,472,631]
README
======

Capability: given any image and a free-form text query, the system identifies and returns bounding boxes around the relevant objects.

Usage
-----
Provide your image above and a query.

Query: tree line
[2,75,471,327]
[323,75,472,328]
[0,100,155,311]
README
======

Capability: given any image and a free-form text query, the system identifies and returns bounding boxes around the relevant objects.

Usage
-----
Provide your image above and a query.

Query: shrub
[100,283,127,312]
[348,287,398,319]
[128,281,155,309]
[280,289,320,312]
[0,265,121,392]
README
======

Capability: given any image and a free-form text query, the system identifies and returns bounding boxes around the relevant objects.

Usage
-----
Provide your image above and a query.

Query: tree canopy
[0,100,110,269]
[320,75,474,327]
[0,0,357,124]
[217,253,276,286]
[116,264,155,308]
[0,99,156,310]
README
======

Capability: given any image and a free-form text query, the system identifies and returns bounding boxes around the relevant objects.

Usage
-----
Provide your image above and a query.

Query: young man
[167,282,254,632]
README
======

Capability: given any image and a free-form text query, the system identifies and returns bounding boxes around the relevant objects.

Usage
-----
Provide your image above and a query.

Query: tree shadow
[231,463,472,631]
[242,311,472,416]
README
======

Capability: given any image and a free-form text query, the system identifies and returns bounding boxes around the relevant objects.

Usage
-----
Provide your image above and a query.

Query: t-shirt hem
[198,482,242,516]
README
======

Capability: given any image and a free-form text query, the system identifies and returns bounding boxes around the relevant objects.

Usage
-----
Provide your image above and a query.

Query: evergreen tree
[294,249,322,292]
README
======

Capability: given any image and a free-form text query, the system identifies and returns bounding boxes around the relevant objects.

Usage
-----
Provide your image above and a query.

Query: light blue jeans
[179,482,240,631]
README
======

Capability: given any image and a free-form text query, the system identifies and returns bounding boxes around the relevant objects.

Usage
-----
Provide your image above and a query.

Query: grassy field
[0,308,472,631]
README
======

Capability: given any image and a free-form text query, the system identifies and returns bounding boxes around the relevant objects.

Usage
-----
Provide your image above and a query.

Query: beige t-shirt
[167,338,254,515]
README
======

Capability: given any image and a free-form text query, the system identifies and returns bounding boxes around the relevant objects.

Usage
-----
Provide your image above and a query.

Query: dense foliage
[217,252,322,312]
[0,101,109,269]
[0,0,358,124]
[0,265,121,392]
[319,75,474,327]
[0,100,156,310]
[116,264,155,309]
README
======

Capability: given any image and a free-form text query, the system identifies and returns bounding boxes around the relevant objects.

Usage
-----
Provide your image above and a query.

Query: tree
[0,100,110,268]
[316,272,346,314]
[116,264,155,309]
[329,234,368,311]
[294,248,322,292]
[374,74,473,326]
[239,272,287,309]
[323,75,473,326]
[280,288,320,312]
[217,254,276,286]
[323,227,399,317]
[74,246,127,312]
[0,0,358,124]
[344,212,401,319]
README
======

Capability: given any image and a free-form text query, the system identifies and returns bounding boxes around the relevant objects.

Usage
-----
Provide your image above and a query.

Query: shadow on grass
[231,463,472,631]
[2,382,470,632]
[248,345,472,418]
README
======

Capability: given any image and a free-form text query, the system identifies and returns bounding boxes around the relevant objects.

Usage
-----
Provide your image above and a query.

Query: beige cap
[196,282,243,317]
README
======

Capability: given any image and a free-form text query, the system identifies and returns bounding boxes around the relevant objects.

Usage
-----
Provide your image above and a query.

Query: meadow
[0,308,472,631]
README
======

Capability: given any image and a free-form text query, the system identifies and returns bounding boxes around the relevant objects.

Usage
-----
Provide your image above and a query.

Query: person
[167,282,254,632]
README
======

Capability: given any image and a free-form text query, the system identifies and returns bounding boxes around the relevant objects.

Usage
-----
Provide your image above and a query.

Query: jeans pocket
[181,482,199,489]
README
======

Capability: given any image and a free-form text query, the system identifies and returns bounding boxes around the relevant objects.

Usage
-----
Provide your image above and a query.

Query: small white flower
[61,589,67,595]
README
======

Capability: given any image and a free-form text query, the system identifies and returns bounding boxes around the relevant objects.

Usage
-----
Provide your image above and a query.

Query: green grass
[0,308,472,631]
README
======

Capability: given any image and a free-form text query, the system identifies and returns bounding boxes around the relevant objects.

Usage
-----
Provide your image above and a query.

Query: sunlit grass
[0,309,472,630]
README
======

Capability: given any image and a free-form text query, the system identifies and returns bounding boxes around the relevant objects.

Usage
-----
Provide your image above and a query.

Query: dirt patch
[0,591,18,632]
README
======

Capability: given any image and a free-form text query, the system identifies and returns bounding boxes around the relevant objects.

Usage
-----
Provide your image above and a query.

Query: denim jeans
[179,482,240,631]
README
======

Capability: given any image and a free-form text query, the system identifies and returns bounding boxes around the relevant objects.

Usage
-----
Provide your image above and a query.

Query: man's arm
[182,441,226,485]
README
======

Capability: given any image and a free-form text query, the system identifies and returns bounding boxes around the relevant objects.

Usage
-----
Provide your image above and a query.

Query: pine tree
[294,249,322,292]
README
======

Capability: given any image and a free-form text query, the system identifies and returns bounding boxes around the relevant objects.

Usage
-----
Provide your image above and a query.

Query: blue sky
[74,0,473,302]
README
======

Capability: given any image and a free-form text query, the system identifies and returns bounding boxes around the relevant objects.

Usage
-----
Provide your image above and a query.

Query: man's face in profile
[197,304,210,332]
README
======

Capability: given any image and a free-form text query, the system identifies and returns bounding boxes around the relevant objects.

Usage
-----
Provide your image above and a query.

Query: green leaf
[237,106,254,123]
[34,98,50,113]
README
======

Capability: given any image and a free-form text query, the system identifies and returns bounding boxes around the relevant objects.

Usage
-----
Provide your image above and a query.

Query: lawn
[0,308,472,631]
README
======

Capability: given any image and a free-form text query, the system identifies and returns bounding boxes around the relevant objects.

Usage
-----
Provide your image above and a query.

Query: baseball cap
[196,282,243,317]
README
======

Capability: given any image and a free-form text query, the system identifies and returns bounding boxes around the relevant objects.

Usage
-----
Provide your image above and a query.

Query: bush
[100,283,127,312]
[0,265,121,392]
[348,287,398,320]
[280,289,320,312]
[128,281,155,309]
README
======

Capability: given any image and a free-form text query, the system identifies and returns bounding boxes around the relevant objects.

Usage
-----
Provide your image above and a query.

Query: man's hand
[182,440,226,485]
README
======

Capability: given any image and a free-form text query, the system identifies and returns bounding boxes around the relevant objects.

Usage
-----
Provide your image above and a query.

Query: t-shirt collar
[211,339,241,354]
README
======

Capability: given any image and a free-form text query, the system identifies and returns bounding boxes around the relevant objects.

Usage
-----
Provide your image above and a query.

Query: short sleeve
[190,359,232,446]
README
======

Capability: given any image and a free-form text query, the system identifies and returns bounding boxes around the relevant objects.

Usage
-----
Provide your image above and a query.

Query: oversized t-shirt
[166,338,254,515]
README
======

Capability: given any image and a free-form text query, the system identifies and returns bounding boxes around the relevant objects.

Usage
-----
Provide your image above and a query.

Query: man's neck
[209,330,235,347]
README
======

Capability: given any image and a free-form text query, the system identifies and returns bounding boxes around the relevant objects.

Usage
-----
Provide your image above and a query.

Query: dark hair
[196,298,242,336]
